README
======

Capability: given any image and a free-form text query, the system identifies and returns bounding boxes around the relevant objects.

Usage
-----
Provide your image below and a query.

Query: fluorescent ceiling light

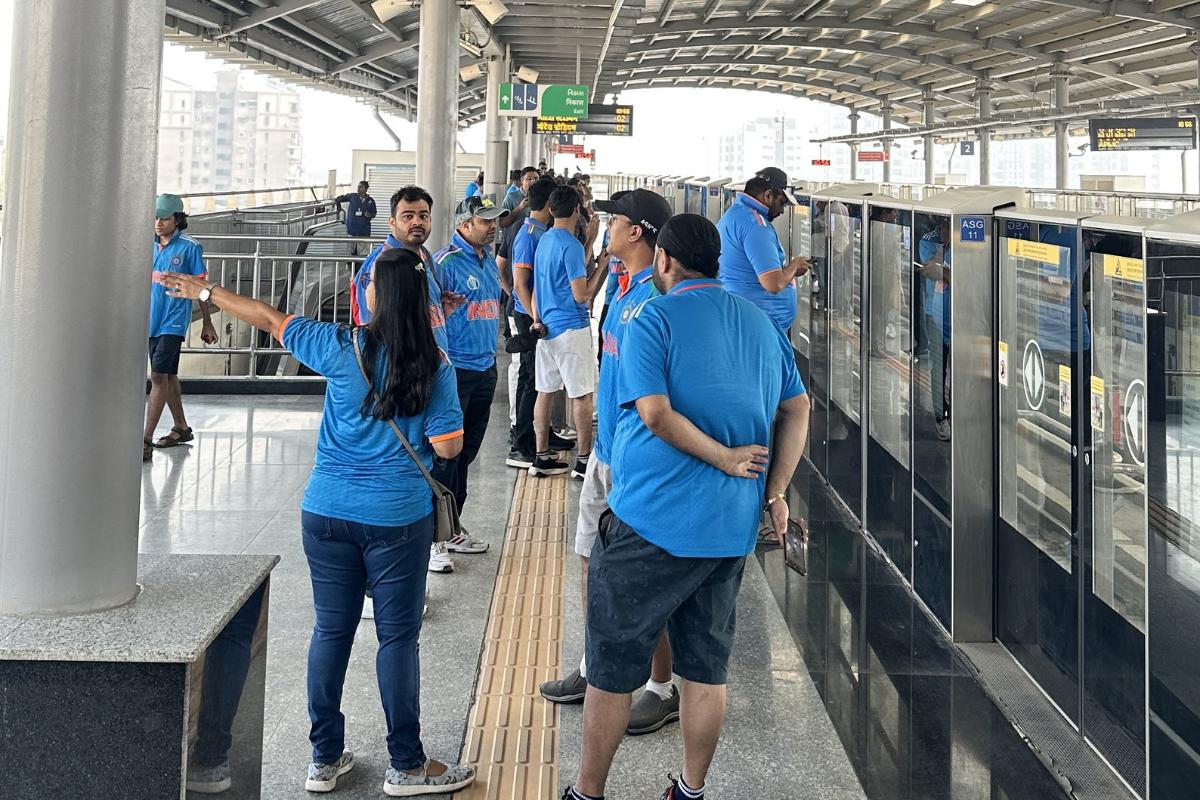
[951,0,986,5]
[370,0,405,23]
[468,0,509,24]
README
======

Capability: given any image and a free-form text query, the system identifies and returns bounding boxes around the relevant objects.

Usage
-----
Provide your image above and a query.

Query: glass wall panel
[912,213,952,518]
[998,234,1075,567]
[868,207,912,466]
[1147,238,1200,795]
[1085,228,1146,795]
[792,201,813,361]
[829,201,864,427]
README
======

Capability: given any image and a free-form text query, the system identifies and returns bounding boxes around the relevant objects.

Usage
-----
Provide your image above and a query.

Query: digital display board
[1089,117,1197,151]
[535,104,633,136]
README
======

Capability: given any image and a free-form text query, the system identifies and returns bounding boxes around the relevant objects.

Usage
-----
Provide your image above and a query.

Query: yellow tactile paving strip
[455,471,568,800]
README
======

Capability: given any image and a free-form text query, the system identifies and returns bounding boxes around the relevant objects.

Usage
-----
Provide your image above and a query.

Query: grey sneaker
[305,750,354,792]
[539,668,587,704]
[626,685,680,735]
[186,761,231,794]
[383,760,475,796]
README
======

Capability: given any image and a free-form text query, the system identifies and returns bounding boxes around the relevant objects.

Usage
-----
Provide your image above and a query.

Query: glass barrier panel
[828,201,864,425]
[998,235,1075,570]
[867,209,912,467]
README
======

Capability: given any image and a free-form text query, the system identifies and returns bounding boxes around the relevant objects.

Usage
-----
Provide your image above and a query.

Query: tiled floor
[140,389,1072,799]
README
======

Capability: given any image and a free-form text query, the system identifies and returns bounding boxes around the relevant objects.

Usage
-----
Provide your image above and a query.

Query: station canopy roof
[163,0,1200,139]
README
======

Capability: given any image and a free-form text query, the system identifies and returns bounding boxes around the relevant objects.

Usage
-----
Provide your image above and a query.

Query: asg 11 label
[960,216,986,242]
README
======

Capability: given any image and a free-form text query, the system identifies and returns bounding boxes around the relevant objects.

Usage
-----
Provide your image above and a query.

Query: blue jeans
[301,510,433,770]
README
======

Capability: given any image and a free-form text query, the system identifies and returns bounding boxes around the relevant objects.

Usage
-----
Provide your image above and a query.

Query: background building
[157,70,303,196]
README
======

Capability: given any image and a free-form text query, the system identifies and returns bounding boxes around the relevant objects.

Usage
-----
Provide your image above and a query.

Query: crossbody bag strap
[351,328,442,492]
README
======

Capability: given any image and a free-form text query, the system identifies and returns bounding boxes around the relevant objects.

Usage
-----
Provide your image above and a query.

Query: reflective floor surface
[759,461,1074,800]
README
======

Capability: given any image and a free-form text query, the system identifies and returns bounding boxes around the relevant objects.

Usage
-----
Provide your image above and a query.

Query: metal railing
[175,229,366,381]
[178,183,352,214]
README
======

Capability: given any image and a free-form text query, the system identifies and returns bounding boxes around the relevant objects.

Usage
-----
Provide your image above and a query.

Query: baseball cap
[155,194,185,219]
[594,188,672,237]
[455,195,509,226]
[753,167,799,205]
[656,213,722,278]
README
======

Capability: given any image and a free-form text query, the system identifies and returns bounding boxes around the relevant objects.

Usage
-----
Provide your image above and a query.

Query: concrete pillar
[510,117,528,170]
[0,0,165,615]
[881,105,894,184]
[923,93,936,186]
[976,78,993,185]
[484,54,509,201]
[1053,65,1071,190]
[416,0,459,246]
[848,110,860,181]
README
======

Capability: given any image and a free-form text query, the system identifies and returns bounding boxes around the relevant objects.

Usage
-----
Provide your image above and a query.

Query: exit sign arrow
[499,84,513,111]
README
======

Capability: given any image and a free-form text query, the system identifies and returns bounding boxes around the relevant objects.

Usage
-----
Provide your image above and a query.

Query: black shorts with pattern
[585,512,747,694]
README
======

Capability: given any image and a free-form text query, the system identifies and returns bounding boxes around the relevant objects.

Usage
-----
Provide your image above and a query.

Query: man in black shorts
[145,194,217,461]
[562,214,811,800]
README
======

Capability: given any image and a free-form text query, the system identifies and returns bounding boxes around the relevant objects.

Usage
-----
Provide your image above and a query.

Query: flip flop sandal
[143,439,154,462]
[154,426,194,448]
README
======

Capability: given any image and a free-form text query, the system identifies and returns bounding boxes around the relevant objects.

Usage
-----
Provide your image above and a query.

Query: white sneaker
[428,541,454,573]
[361,595,374,620]
[445,526,489,554]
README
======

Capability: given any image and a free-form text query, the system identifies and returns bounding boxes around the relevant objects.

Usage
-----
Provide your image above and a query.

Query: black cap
[753,167,798,205]
[594,188,672,237]
[657,213,721,278]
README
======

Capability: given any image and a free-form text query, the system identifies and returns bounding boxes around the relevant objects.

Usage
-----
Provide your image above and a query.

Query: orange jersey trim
[513,262,533,270]
[429,429,464,443]
[275,314,296,344]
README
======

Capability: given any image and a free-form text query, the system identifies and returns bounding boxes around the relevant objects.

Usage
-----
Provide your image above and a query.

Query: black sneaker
[659,774,701,800]
[506,448,534,468]
[539,669,587,703]
[626,685,680,735]
[571,460,588,480]
[548,431,576,451]
[529,455,571,477]
[504,329,545,353]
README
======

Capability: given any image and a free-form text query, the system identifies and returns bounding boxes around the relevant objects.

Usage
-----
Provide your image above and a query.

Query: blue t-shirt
[918,230,951,338]
[600,229,626,308]
[510,217,548,316]
[608,280,806,558]
[351,236,448,351]
[432,233,503,371]
[465,182,481,198]
[717,193,795,332]
[338,193,377,237]
[150,231,207,337]
[532,226,589,339]
[595,266,657,464]
[280,317,463,526]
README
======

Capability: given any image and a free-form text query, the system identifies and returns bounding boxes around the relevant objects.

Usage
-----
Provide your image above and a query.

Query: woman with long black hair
[163,247,476,796]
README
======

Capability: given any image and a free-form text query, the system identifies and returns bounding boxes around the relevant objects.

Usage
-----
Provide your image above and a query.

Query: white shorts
[535,326,596,398]
[574,456,611,558]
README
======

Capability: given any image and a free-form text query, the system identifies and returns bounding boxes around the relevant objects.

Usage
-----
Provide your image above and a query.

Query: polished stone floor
[140,388,1071,799]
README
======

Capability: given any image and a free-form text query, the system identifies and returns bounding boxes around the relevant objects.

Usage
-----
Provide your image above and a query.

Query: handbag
[352,329,460,543]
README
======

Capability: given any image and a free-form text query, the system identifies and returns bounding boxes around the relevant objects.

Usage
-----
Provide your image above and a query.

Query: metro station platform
[137,382,1070,800]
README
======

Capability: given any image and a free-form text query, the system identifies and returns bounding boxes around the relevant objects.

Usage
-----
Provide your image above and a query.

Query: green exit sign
[541,85,589,118]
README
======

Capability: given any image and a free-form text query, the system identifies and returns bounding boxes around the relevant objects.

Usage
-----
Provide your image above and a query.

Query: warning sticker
[1059,365,1072,417]
[998,341,1009,387]
[1091,376,1105,433]
[1006,238,1063,266]
[1103,255,1145,283]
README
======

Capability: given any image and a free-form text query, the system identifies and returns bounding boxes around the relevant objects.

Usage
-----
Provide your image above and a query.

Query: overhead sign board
[535,104,632,136]
[811,158,832,166]
[960,141,976,156]
[1089,117,1197,151]
[857,150,888,162]
[499,84,589,118]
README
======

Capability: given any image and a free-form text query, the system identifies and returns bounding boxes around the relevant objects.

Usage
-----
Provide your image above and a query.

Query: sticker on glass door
[1023,339,1045,411]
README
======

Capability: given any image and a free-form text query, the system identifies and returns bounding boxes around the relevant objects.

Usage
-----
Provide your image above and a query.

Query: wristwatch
[198,284,217,303]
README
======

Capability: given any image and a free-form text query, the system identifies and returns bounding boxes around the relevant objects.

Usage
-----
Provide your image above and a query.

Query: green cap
[155,194,185,219]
